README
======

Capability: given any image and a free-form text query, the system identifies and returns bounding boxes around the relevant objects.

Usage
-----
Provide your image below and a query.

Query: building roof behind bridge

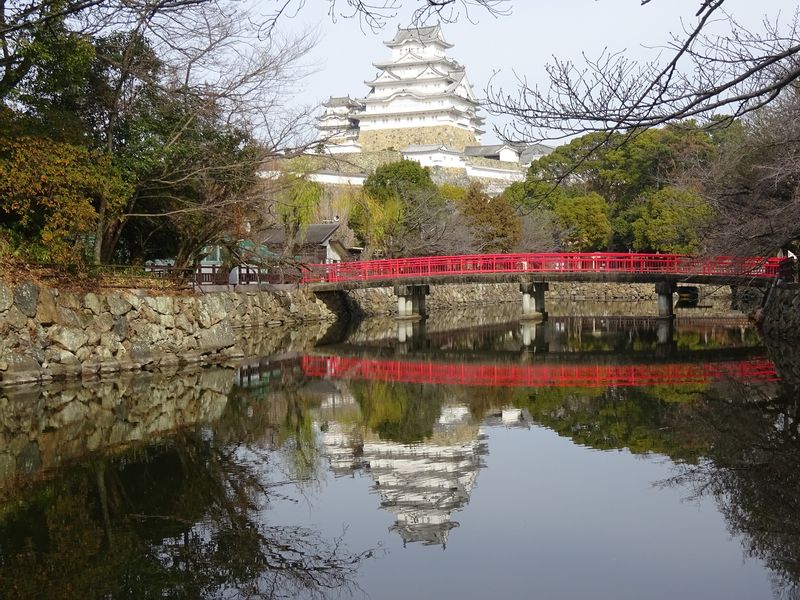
[258,223,341,247]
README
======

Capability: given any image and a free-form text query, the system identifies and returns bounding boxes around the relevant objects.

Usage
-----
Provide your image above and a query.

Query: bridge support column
[520,282,548,321]
[656,281,677,319]
[394,285,430,319]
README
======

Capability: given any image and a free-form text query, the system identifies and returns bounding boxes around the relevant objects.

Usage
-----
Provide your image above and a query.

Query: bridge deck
[302,253,786,291]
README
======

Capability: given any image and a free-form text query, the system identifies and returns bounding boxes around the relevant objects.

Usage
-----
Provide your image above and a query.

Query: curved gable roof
[385,25,453,49]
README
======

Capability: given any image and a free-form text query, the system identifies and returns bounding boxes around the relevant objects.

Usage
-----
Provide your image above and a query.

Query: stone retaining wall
[347,283,522,315]
[347,282,734,316]
[762,283,800,341]
[0,281,339,385]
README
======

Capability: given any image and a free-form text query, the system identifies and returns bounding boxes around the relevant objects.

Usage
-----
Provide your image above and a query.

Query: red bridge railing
[302,355,778,388]
[301,253,786,284]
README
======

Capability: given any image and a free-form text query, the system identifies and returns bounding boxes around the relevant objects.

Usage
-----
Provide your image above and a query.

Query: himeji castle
[314,24,552,190]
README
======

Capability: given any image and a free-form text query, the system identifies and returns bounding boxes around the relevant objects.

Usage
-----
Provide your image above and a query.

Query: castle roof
[323,96,364,108]
[365,63,459,86]
[360,90,475,105]
[464,143,555,163]
[385,24,453,49]
[402,144,461,154]
[258,223,340,247]
[518,143,555,163]
[373,54,461,70]
[464,144,513,157]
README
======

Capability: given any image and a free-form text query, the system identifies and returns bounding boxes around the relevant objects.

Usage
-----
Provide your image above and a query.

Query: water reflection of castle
[316,395,490,548]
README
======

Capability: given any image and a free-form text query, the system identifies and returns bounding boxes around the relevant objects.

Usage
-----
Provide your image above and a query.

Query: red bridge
[302,253,786,287]
[302,355,779,389]
[302,253,789,320]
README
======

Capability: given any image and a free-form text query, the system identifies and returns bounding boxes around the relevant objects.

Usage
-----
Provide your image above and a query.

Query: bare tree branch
[259,0,510,37]
[487,2,800,141]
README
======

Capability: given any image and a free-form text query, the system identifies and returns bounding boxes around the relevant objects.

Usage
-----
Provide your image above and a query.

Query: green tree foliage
[273,175,324,259]
[460,183,521,253]
[0,136,131,265]
[1,3,314,268]
[346,190,402,258]
[553,192,612,251]
[630,186,713,254]
[0,1,96,102]
[355,160,448,257]
[520,124,718,251]
[364,159,438,202]
[353,381,443,444]
[126,103,264,267]
[515,386,709,462]
[439,183,467,202]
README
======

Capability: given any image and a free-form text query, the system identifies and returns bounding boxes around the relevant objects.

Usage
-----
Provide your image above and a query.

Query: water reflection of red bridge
[301,355,778,388]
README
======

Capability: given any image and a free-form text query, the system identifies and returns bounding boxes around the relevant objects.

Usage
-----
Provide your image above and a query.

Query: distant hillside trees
[460,183,520,253]
[348,161,521,257]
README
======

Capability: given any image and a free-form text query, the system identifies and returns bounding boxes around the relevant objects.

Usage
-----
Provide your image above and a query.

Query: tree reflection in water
[661,368,800,599]
[0,393,370,600]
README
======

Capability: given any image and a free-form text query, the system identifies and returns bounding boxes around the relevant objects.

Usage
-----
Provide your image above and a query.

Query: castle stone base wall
[359,126,477,152]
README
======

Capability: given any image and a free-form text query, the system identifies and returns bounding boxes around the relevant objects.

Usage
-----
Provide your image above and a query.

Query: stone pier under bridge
[520,281,548,321]
[394,284,430,320]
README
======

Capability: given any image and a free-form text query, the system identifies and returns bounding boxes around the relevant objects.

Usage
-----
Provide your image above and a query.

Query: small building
[257,222,344,264]
[464,144,521,164]
[464,142,554,167]
[400,144,466,168]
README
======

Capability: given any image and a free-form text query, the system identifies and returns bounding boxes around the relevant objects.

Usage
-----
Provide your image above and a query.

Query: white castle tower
[317,96,363,154]
[318,24,484,153]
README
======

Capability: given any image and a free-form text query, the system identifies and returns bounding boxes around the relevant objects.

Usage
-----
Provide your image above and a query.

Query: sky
[268,0,795,143]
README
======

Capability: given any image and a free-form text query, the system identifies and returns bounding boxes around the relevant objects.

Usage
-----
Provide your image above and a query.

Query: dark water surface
[1,312,798,600]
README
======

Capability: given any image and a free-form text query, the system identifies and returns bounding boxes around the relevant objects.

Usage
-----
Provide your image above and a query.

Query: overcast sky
[270,0,795,143]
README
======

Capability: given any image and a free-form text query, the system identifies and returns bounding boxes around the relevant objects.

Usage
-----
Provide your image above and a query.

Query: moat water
[1,308,798,599]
